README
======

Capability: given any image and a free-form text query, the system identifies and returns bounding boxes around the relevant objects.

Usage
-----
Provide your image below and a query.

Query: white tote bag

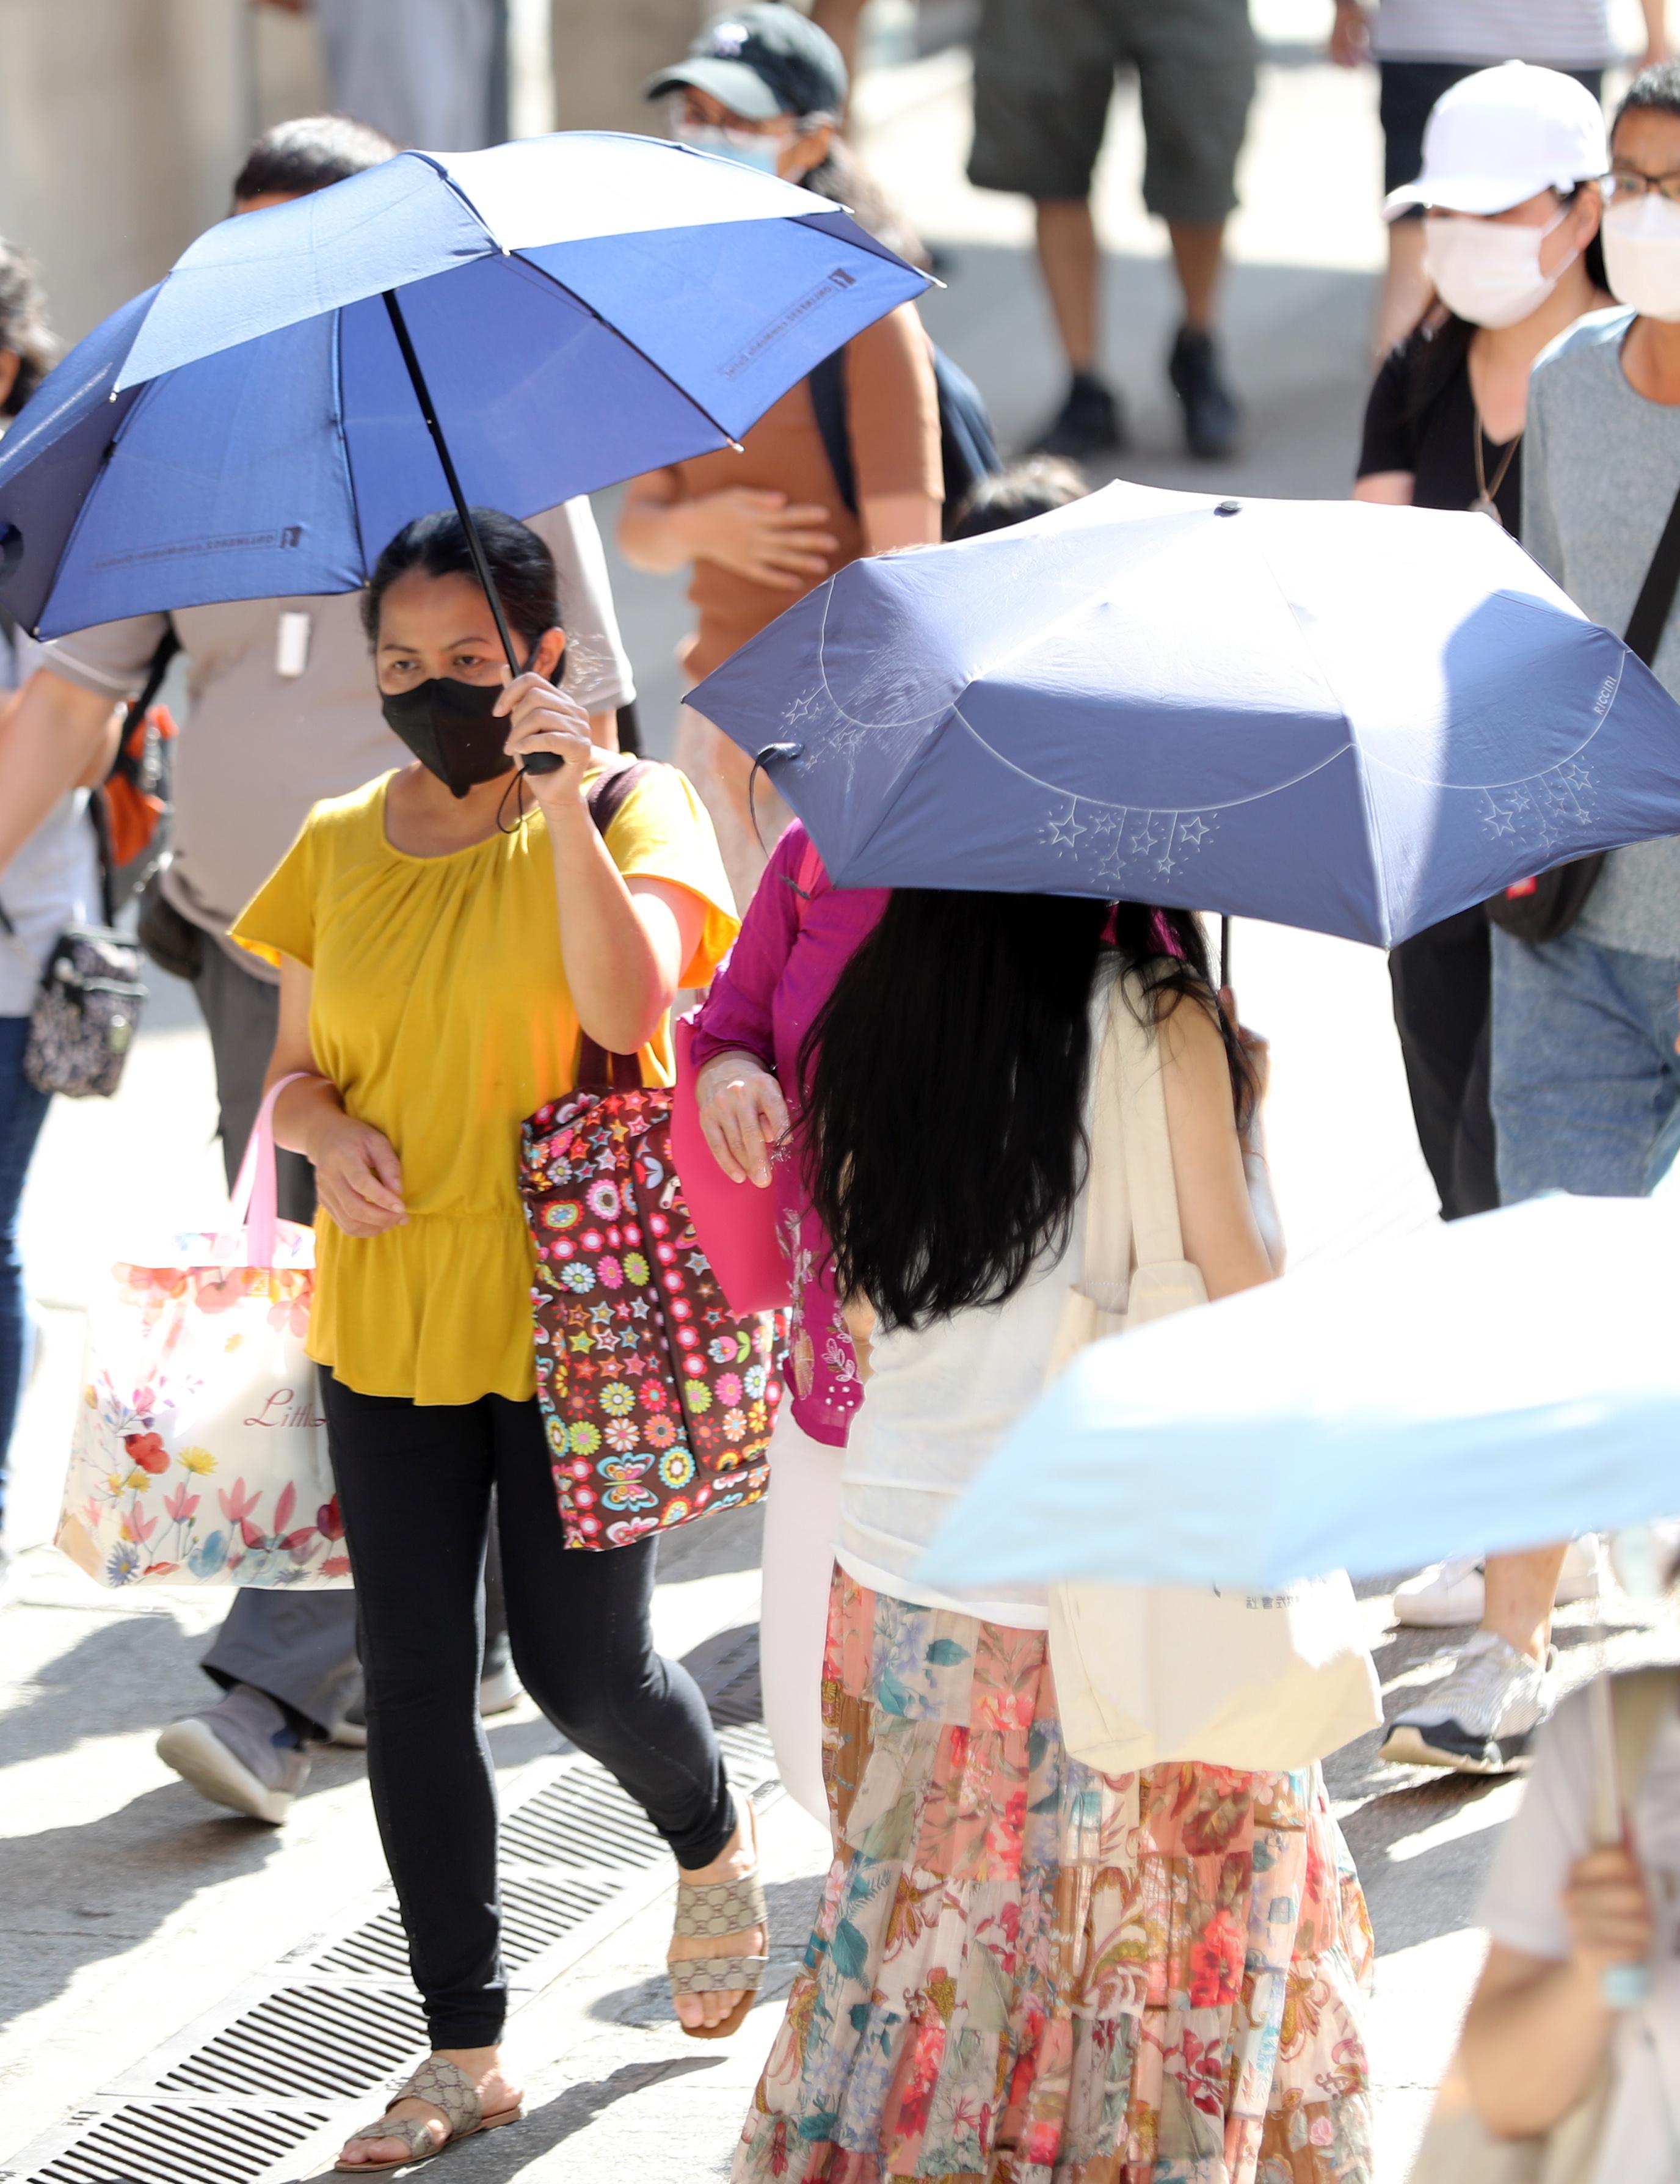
[57,1074,350,1590]
[1045,977,1381,1775]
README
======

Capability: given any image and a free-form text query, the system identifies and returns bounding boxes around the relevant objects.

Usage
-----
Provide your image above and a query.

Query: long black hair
[800,891,1248,1331]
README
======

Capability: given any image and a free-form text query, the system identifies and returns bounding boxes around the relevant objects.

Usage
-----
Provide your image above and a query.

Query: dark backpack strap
[807,349,858,518]
[575,759,659,1092]
[1625,475,1680,666]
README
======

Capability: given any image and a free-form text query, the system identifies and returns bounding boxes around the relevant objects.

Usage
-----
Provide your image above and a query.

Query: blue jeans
[1489,926,1680,1202]
[0,1017,52,1523]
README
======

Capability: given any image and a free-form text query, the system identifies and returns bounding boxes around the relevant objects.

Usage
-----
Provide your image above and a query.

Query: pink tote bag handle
[229,1071,318,1269]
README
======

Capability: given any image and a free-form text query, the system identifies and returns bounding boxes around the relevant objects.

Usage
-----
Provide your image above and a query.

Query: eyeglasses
[1607,167,1680,206]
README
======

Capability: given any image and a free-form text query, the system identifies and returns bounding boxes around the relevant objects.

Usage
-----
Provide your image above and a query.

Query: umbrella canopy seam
[493,249,743,454]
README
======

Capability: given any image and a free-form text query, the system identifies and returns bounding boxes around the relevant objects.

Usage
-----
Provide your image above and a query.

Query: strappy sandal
[666,1799,769,2042]
[334,2055,523,2172]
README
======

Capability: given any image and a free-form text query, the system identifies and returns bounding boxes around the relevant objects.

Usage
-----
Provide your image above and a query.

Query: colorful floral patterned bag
[521,1061,783,1551]
[518,762,780,1549]
[56,1074,351,1590]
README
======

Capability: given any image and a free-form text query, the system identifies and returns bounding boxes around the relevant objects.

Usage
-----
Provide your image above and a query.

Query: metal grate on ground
[2,1626,780,2184]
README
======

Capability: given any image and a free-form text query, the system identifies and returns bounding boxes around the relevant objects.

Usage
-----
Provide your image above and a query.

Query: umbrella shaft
[380,289,523,681]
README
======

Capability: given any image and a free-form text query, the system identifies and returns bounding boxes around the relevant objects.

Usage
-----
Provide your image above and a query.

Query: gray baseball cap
[646,4,848,123]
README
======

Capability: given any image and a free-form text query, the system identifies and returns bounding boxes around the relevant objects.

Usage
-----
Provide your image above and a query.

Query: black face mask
[380,672,522,800]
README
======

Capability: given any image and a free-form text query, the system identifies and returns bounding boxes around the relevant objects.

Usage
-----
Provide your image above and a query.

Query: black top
[1356,321,1521,533]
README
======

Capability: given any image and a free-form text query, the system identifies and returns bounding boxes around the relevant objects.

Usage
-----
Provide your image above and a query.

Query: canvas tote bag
[1045,973,1381,1775]
[1409,1667,1680,2184]
[56,1073,348,1590]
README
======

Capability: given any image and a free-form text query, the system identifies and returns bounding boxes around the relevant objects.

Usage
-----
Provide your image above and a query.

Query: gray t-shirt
[1524,308,1680,961]
[42,497,634,977]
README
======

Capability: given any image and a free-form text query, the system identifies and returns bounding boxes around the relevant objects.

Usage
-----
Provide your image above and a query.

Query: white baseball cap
[1384,60,1608,221]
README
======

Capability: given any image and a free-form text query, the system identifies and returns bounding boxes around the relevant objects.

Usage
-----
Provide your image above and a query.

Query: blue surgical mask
[673,120,785,177]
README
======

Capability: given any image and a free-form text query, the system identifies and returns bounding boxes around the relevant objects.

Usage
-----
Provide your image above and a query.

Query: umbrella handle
[1220,915,1232,992]
[380,289,561,776]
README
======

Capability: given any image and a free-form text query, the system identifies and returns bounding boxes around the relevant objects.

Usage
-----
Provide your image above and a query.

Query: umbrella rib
[329,310,369,578]
[504,252,744,453]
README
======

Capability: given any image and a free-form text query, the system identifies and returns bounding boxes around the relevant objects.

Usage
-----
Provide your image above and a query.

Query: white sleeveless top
[835,985,1113,1630]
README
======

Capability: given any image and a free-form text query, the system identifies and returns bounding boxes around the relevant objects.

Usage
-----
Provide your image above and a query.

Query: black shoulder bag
[1488,476,1680,944]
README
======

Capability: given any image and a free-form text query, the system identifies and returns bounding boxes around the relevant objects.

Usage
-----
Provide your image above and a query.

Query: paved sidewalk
[5,15,1676,2184]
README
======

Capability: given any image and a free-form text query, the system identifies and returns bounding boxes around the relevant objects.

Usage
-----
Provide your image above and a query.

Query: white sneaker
[1393,1555,1485,1627]
[1393,1537,1602,1628]
[1379,1630,1558,1774]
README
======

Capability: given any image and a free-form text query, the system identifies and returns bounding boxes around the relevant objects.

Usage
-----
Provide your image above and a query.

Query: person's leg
[1130,0,1255,458]
[200,1589,361,1734]
[327,1377,522,2168]
[1385,929,1679,1772]
[0,1017,52,1533]
[178,944,332,1794]
[969,0,1122,455]
[1035,201,1102,376]
[487,1397,749,2030]
[758,1408,846,1831]
[192,941,314,1224]
[1387,907,1497,1222]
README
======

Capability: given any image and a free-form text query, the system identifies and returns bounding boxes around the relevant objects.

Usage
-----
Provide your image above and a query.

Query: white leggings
[757,1405,846,1830]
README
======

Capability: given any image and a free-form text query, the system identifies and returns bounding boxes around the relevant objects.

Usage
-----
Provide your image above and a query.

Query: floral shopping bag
[56,1074,351,1589]
[521,1060,783,1551]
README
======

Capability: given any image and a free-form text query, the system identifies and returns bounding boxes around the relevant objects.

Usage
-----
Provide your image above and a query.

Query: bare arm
[1461,1846,1653,2137]
[860,490,941,556]
[0,670,122,875]
[1158,996,1276,1300]
[498,676,707,1054]
[1642,0,1671,67]
[1353,472,1414,506]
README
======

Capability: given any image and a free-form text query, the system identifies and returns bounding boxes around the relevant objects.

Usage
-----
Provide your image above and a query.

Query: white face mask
[1422,210,1576,329]
[672,119,786,177]
[1602,192,1680,322]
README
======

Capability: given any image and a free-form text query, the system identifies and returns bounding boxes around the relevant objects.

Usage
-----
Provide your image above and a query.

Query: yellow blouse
[233,766,736,1405]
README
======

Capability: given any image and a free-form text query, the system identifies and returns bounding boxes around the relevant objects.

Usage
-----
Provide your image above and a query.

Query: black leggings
[324,1375,735,2048]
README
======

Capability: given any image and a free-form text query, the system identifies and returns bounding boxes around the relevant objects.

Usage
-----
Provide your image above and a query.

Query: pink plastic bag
[671,1016,790,1317]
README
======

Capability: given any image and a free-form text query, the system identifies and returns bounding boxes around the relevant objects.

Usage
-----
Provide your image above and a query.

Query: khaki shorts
[969,0,1257,223]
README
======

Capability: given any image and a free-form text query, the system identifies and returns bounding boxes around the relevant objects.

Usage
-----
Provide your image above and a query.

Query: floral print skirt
[735,1570,1375,2184]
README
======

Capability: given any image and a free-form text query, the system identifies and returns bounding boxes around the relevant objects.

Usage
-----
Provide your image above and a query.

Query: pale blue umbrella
[917,1194,1680,1596]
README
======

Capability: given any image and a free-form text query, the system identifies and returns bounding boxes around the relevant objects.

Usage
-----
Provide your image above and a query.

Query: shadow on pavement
[296,2055,727,2184]
[0,1780,288,2029]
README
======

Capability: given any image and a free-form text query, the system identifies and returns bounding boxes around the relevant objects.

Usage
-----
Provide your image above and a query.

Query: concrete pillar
[0,0,249,342]
[548,0,704,134]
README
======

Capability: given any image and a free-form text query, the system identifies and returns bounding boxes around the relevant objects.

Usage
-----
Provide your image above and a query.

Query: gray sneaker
[1379,1630,1557,1775]
[156,1683,312,1824]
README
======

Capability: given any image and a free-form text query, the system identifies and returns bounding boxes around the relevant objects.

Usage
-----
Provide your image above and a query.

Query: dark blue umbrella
[688,482,1680,945]
[0,131,927,660]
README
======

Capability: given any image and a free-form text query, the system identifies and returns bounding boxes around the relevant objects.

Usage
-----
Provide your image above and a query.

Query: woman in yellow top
[235,509,754,2174]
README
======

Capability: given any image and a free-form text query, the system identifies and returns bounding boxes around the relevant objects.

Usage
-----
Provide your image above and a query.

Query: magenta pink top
[686,823,887,1446]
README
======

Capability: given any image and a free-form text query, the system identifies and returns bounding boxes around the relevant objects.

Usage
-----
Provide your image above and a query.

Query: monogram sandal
[335,2055,523,2172]
[666,1799,769,2041]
